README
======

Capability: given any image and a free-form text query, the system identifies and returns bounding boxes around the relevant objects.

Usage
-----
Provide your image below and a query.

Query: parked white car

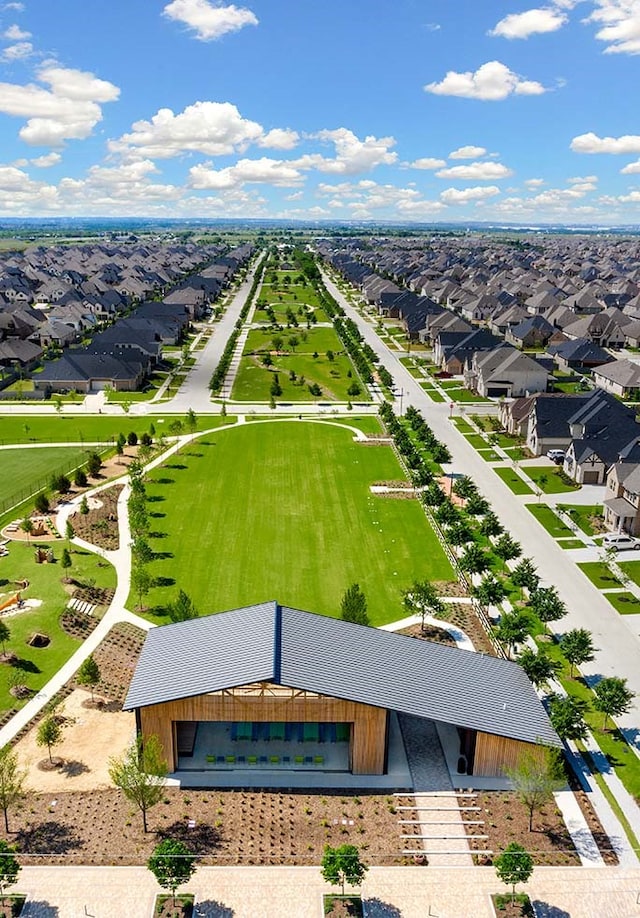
[546,449,565,464]
[602,533,640,551]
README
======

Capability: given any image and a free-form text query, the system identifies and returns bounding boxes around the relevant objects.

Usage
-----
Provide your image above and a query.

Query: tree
[270,373,283,398]
[50,473,71,494]
[0,623,9,657]
[495,609,531,659]
[77,654,101,702]
[560,629,596,678]
[109,734,168,832]
[148,839,197,908]
[80,495,89,515]
[131,536,153,565]
[131,564,152,610]
[473,576,506,608]
[403,580,445,631]
[36,714,63,764]
[548,693,589,741]
[593,677,635,730]
[511,558,539,598]
[74,468,88,488]
[494,533,522,569]
[518,647,560,690]
[447,521,473,547]
[168,590,199,623]
[494,842,533,905]
[0,746,26,833]
[340,583,369,626]
[185,409,197,435]
[20,518,33,544]
[60,547,72,576]
[506,747,565,831]
[65,520,75,541]
[127,431,139,447]
[465,492,489,516]
[480,511,503,537]
[459,544,491,576]
[529,586,566,624]
[0,840,20,909]
[321,844,368,896]
[86,452,102,477]
[452,475,477,500]
[34,492,49,514]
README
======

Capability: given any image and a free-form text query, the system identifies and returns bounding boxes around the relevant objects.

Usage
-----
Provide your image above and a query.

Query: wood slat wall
[474,731,547,776]
[139,690,387,774]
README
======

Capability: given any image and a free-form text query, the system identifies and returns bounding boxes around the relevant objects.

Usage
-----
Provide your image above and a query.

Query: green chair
[205,754,216,764]
[294,755,304,765]
[225,755,236,764]
[313,755,324,766]
[247,755,258,765]
[269,755,280,765]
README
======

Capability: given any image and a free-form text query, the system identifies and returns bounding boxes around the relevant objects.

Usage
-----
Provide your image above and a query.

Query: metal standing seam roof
[123,602,560,748]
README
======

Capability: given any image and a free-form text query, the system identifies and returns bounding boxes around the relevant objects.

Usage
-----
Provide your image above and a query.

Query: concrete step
[402,834,488,841]
[403,849,492,856]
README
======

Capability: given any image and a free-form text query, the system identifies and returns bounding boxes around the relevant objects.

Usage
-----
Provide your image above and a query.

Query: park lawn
[557,539,586,549]
[232,354,365,402]
[494,467,534,495]
[463,434,488,449]
[556,504,604,536]
[132,421,454,625]
[525,504,574,538]
[605,591,640,614]
[0,447,91,513]
[0,540,116,712]
[244,325,344,356]
[0,415,179,445]
[525,466,579,494]
[577,561,623,590]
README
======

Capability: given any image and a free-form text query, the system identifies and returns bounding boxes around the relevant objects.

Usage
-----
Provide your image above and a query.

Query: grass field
[244,326,342,355]
[494,467,534,495]
[131,420,454,625]
[0,414,223,445]
[525,504,574,538]
[0,447,90,512]
[0,540,116,712]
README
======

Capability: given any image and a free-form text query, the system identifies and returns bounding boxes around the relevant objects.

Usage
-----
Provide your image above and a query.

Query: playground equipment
[0,593,20,613]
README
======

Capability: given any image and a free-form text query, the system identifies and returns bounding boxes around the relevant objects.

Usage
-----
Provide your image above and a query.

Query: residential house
[34,353,144,393]
[593,359,640,399]
[603,442,640,535]
[465,346,548,399]
[546,338,612,372]
[563,391,640,484]
[506,315,554,349]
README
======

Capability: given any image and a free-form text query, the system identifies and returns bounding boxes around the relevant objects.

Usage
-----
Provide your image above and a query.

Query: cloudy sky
[0,0,639,224]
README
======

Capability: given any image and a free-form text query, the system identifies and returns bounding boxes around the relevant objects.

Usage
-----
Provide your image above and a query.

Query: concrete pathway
[14,864,640,918]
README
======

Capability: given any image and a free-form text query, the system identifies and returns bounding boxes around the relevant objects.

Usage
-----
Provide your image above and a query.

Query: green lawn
[605,591,640,614]
[244,326,343,355]
[0,414,221,445]
[463,434,488,449]
[232,353,366,402]
[556,504,604,536]
[494,467,534,495]
[577,561,623,590]
[525,466,579,494]
[131,421,454,625]
[617,561,640,587]
[0,540,116,712]
[525,504,574,538]
[0,447,93,514]
[557,539,586,549]
[451,418,475,434]
[476,449,502,462]
[422,388,445,403]
[448,389,490,403]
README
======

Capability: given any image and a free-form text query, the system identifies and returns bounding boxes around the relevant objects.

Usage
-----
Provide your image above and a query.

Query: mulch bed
[324,895,363,917]
[444,601,498,657]
[72,622,146,705]
[70,485,123,550]
[9,789,406,866]
[398,623,457,647]
[464,791,580,866]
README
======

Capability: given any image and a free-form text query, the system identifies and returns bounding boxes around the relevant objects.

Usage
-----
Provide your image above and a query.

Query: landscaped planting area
[130,420,454,624]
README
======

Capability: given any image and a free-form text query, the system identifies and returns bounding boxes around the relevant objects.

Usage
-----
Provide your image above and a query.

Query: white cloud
[1,41,32,61]
[435,161,512,180]
[0,163,59,214]
[571,131,640,153]
[3,23,30,39]
[618,190,640,202]
[0,65,120,147]
[189,157,304,189]
[285,191,303,201]
[449,145,487,159]
[109,101,264,158]
[524,177,545,187]
[567,174,597,183]
[31,151,61,167]
[295,128,397,174]
[440,185,501,203]
[621,159,640,174]
[489,7,568,39]
[163,0,258,41]
[406,157,446,169]
[424,60,547,99]
[257,127,299,150]
[584,1,640,55]
[2,3,25,10]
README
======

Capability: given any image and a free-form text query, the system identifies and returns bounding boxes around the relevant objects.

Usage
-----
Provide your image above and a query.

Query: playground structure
[0,592,21,614]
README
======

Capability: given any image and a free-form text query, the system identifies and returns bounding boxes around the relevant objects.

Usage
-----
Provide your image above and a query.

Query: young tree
[480,511,503,537]
[517,646,561,690]
[148,839,197,908]
[131,536,154,565]
[447,521,474,547]
[459,544,491,576]
[167,590,199,623]
[185,409,197,435]
[465,493,489,516]
[131,564,152,611]
[473,576,507,609]
[529,586,567,624]
[65,520,75,541]
[86,452,102,477]
[0,840,20,909]
[560,629,596,678]
[321,844,368,896]
[0,746,26,833]
[0,623,9,657]
[74,467,88,488]
[127,431,139,447]
[402,580,445,631]
[20,518,33,544]
[593,677,635,730]
[494,533,523,569]
[109,734,168,832]
[79,495,89,516]
[34,492,49,514]
[511,558,539,598]
[77,654,101,702]
[506,747,565,831]
[495,609,531,659]
[340,584,369,626]
[36,714,63,764]
[60,547,72,578]
[494,842,533,905]
[548,693,589,741]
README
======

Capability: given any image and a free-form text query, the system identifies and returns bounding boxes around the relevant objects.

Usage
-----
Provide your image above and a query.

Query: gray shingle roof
[123,603,559,748]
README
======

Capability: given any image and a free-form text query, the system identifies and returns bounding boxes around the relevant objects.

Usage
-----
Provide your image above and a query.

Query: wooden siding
[474,731,548,777]
[139,688,387,774]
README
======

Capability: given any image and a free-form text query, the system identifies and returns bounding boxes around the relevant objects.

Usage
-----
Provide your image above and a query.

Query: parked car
[602,533,640,552]
[546,449,566,464]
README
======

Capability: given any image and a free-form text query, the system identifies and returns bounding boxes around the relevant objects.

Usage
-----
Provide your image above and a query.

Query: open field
[232,354,363,402]
[131,420,454,624]
[0,415,226,445]
[0,447,88,508]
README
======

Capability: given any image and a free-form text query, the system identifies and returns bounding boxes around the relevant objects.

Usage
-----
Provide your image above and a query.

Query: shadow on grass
[153,477,175,485]
[149,512,166,519]
[16,820,84,854]
[147,495,165,503]
[152,576,175,588]
[149,531,167,539]
[13,658,40,674]
[165,463,187,470]
[152,551,174,561]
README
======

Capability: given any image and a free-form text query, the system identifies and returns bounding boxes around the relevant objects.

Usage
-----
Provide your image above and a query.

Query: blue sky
[0,0,638,223]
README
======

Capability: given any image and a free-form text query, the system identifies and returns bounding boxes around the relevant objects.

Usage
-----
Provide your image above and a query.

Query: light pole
[399,388,404,416]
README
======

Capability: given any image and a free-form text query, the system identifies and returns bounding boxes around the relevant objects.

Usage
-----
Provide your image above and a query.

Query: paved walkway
[14,864,640,917]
